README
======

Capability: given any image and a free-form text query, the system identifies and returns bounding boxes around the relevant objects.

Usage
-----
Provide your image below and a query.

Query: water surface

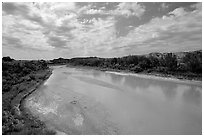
[25,66,202,134]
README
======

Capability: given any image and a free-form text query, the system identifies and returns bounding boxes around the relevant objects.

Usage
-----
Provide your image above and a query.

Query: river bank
[20,69,55,134]
[66,64,202,85]
[2,65,55,134]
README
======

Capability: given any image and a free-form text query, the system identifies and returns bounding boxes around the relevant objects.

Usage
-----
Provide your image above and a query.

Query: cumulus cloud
[169,7,187,17]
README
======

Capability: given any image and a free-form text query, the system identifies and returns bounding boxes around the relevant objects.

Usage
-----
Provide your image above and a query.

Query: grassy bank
[2,58,55,135]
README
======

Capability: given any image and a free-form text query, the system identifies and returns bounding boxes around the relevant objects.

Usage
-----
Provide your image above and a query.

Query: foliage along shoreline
[2,57,55,135]
[49,50,202,81]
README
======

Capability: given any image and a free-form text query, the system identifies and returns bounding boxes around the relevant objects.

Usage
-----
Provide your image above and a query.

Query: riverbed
[25,65,202,135]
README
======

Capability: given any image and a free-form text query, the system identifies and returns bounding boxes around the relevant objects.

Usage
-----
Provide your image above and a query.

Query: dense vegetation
[67,50,202,80]
[48,57,69,65]
[2,57,55,135]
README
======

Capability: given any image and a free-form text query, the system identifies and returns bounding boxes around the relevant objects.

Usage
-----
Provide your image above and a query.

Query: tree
[149,55,159,68]
[163,53,177,71]
[183,52,202,73]
[138,56,151,70]
[125,55,139,65]
[2,56,14,62]
[111,58,117,65]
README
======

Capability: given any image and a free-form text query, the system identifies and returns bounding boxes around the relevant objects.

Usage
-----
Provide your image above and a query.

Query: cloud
[3,3,45,26]
[2,2,29,15]
[2,2,117,58]
[2,3,76,51]
[160,3,169,11]
[3,36,23,48]
[107,3,202,55]
[49,2,76,13]
[190,2,202,10]
[169,7,187,17]
[85,8,104,14]
[78,2,146,18]
[2,2,202,59]
[66,17,116,56]
[3,13,54,51]
[47,36,69,48]
[114,2,145,17]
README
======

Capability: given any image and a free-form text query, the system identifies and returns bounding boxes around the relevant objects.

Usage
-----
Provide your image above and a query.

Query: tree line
[67,50,201,79]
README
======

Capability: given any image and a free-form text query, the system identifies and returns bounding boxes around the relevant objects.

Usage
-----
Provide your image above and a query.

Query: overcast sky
[2,2,202,59]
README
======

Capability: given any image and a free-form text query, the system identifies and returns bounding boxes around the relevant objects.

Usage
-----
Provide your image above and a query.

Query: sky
[2,2,202,60]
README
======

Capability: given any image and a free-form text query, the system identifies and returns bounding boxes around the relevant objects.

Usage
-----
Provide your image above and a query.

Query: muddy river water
[25,66,202,135]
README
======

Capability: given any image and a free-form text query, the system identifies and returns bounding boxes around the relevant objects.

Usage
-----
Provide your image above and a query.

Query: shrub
[3,56,14,62]
[183,52,202,73]
[177,63,188,72]
[163,53,177,71]
[130,66,143,73]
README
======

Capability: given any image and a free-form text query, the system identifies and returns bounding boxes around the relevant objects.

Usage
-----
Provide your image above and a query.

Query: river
[25,66,202,135]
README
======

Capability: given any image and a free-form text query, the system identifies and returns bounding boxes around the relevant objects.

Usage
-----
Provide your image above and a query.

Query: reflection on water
[109,73,124,84]
[26,66,202,135]
[183,86,202,106]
